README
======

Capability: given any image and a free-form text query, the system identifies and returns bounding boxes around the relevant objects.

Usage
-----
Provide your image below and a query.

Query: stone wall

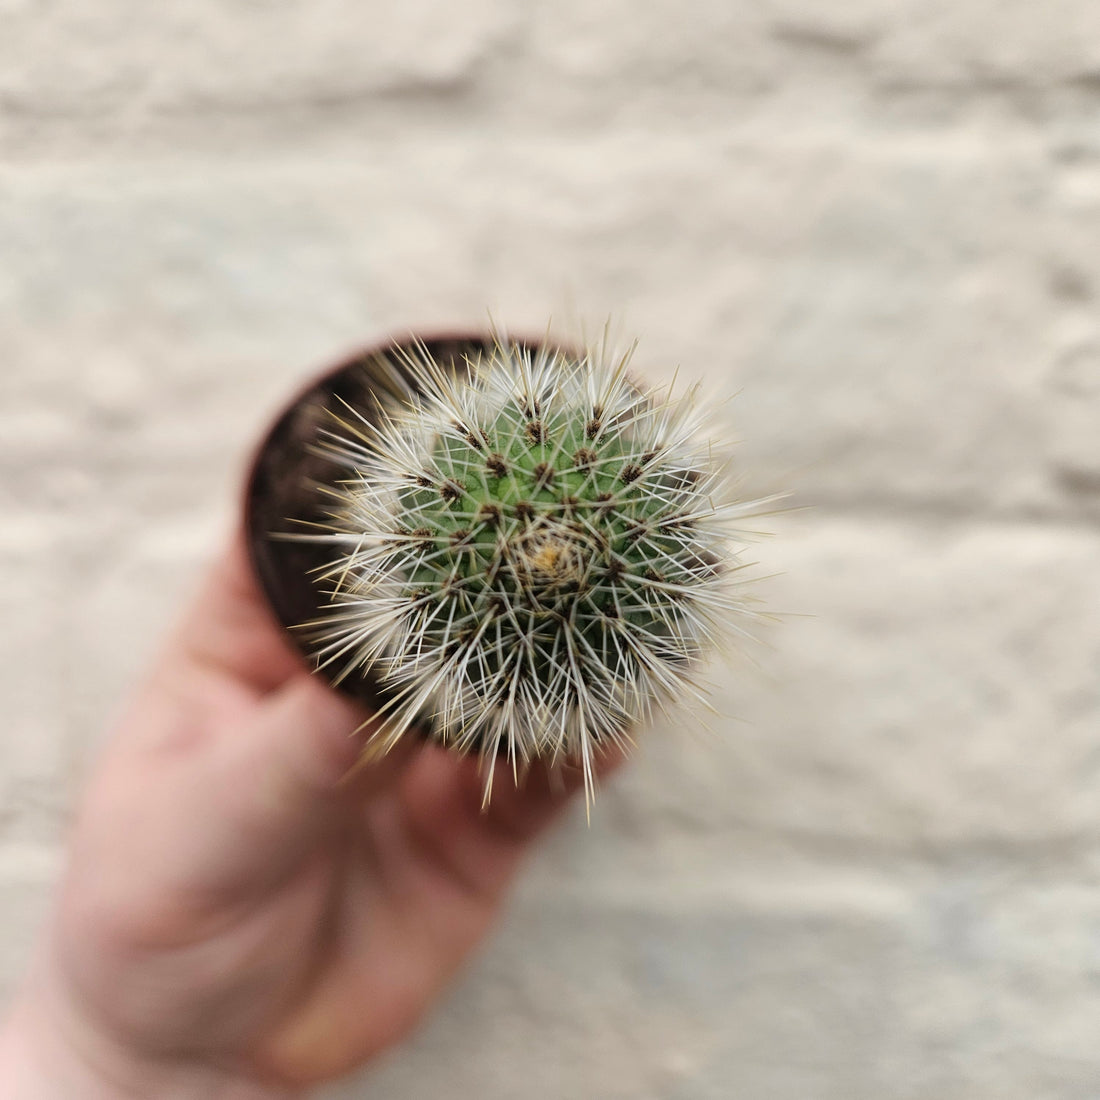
[2,3,1099,1096]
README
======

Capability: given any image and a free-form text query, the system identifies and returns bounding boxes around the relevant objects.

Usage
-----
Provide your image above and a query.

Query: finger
[197,676,418,891]
[159,529,307,698]
[484,741,629,831]
[396,742,629,900]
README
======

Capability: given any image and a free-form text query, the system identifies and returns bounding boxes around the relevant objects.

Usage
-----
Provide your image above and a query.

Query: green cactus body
[307,337,756,801]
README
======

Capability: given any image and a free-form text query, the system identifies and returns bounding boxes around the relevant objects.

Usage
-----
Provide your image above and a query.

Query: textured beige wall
[3,2,1100,1097]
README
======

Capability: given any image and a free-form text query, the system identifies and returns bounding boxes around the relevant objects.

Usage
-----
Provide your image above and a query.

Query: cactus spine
[305,336,759,803]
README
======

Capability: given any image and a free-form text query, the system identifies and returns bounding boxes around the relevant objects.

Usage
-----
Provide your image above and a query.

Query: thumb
[199,675,413,889]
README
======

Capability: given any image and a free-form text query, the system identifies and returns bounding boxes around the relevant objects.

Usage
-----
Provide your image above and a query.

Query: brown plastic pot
[243,332,562,725]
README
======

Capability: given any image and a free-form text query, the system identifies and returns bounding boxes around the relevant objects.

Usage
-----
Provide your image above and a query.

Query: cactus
[301,335,763,803]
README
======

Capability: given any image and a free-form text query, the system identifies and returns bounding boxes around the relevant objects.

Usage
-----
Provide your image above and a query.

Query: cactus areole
[247,333,759,801]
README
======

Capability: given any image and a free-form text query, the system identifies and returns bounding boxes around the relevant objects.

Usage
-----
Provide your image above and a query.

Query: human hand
[0,533,614,1098]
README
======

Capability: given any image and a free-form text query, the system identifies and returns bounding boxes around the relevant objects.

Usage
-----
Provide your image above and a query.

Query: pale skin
[0,533,618,1098]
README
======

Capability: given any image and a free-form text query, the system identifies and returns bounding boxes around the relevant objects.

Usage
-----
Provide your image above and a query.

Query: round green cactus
[303,336,761,802]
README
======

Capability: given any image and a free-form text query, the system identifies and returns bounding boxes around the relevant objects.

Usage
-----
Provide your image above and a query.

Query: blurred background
[3,2,1100,1097]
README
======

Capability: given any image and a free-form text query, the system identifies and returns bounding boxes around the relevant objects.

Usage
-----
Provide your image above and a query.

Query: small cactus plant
[297,334,763,803]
